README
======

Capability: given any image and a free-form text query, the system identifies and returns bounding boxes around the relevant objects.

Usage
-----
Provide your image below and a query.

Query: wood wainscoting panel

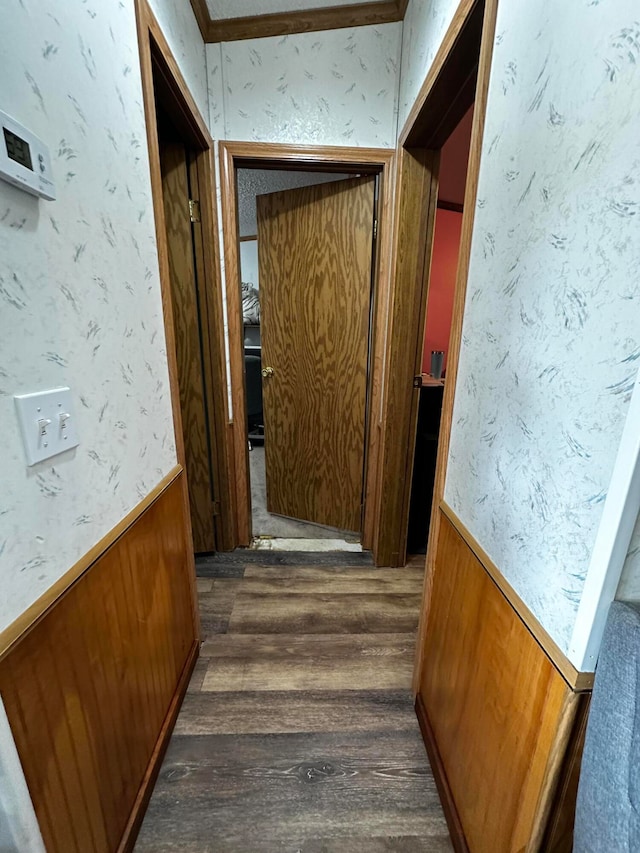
[0,470,198,853]
[417,513,585,852]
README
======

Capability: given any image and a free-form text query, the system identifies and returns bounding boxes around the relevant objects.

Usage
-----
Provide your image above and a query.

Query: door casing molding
[219,141,395,550]
[136,0,235,552]
[374,0,487,568]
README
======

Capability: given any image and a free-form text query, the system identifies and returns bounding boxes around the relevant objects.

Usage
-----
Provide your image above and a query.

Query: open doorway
[136,6,235,558]
[219,143,395,555]
[155,106,218,553]
[235,167,377,549]
[372,0,486,567]
[236,167,368,546]
[406,105,474,555]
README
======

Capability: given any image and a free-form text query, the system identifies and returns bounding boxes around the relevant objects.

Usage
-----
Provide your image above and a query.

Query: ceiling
[237,168,351,236]
[190,0,408,42]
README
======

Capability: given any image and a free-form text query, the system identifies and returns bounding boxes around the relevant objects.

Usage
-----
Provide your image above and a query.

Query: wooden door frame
[373,0,494,568]
[408,0,499,683]
[135,0,235,554]
[219,141,395,547]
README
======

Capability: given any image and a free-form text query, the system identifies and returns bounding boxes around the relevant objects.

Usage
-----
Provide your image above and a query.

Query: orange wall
[422,207,463,375]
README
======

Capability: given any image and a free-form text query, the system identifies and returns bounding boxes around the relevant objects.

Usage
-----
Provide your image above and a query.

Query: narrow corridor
[135,551,452,851]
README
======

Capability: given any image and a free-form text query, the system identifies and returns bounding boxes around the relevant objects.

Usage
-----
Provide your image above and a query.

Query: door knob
[261,366,274,378]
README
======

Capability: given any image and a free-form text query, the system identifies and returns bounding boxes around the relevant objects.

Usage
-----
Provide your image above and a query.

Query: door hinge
[189,199,201,223]
[212,500,221,517]
[373,218,378,240]
[413,375,423,388]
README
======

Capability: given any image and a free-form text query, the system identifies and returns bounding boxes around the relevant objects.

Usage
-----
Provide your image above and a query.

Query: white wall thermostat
[0,109,56,200]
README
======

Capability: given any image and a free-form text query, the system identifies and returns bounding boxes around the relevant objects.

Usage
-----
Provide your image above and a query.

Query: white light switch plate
[14,387,79,466]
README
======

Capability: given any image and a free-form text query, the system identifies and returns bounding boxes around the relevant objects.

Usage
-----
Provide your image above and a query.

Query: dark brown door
[159,141,215,552]
[256,176,375,533]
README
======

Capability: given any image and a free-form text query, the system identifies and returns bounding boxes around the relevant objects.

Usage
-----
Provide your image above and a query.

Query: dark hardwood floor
[134,551,452,852]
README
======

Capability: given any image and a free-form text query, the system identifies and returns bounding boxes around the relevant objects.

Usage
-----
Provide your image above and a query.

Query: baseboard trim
[0,464,183,662]
[118,639,199,853]
[440,501,594,692]
[415,693,469,853]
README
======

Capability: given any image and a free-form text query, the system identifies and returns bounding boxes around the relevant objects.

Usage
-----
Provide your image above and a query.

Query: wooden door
[256,176,375,533]
[160,141,215,552]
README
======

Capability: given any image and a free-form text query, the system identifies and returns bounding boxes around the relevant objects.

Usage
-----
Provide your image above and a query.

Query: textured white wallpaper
[205,24,401,414]
[444,2,640,652]
[397,0,461,134]
[207,43,226,140]
[206,23,402,147]
[0,1,176,631]
[148,0,209,123]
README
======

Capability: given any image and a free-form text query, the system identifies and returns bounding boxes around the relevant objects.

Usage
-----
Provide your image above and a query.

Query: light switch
[14,387,79,465]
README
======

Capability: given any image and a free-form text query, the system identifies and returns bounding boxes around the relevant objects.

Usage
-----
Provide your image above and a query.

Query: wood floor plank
[228,593,421,634]
[136,835,453,852]
[195,556,246,578]
[135,731,449,848]
[185,657,208,694]
[243,566,424,580]
[136,558,450,852]
[236,569,424,594]
[202,655,413,692]
[199,632,416,660]
[174,690,418,735]
[199,581,241,637]
[197,549,375,571]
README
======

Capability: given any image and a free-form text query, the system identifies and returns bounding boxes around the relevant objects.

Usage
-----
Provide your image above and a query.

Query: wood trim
[437,199,464,213]
[221,140,395,169]
[374,147,439,566]
[399,0,479,147]
[239,234,257,242]
[193,0,406,43]
[160,142,215,552]
[142,4,213,164]
[540,696,590,853]
[0,472,197,853]
[527,691,587,852]
[439,501,595,691]
[362,158,397,552]
[136,0,235,554]
[219,140,395,551]
[188,149,236,549]
[220,143,252,545]
[0,465,182,663]
[373,0,482,567]
[413,0,499,692]
[136,0,200,636]
[188,0,211,42]
[117,642,198,852]
[403,1,482,150]
[416,512,588,852]
[135,1,188,472]
[415,694,470,853]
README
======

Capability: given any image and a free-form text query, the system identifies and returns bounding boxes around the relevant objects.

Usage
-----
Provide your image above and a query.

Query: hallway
[135,551,452,851]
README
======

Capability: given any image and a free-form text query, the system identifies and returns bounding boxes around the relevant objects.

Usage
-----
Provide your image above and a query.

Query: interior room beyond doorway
[407,104,474,556]
[237,167,370,549]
